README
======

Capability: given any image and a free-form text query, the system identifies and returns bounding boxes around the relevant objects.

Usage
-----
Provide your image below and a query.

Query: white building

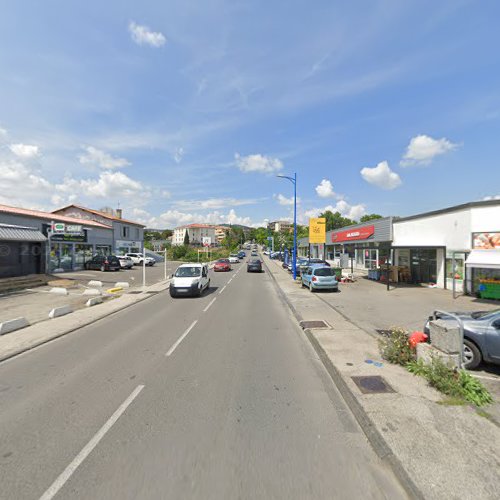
[392,200,500,293]
[172,224,216,246]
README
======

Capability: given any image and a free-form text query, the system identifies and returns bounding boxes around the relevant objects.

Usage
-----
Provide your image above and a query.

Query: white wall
[470,205,500,233]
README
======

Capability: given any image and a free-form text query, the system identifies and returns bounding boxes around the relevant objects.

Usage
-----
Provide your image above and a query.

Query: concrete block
[82,288,101,296]
[48,305,73,319]
[429,319,461,354]
[50,287,69,295]
[115,281,130,288]
[0,317,30,335]
[86,296,103,307]
[88,280,103,288]
[417,342,460,369]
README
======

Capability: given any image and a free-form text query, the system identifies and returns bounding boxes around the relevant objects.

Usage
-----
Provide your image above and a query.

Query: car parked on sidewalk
[247,259,262,273]
[298,258,331,275]
[126,252,155,266]
[85,255,121,272]
[170,263,210,297]
[214,259,231,272]
[118,255,134,269]
[424,309,500,369]
[301,266,338,292]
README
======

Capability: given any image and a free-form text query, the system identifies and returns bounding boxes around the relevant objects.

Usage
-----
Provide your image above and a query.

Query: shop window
[364,249,378,269]
[96,245,111,256]
[74,244,93,269]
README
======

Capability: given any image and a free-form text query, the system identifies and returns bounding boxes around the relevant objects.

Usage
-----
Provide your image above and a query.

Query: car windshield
[471,309,500,320]
[217,259,229,263]
[314,268,335,277]
[249,259,260,264]
[175,267,201,277]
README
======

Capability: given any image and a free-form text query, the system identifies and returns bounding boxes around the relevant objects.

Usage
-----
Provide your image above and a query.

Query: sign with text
[202,236,212,247]
[473,232,500,250]
[309,218,326,244]
[51,222,84,235]
[331,225,375,243]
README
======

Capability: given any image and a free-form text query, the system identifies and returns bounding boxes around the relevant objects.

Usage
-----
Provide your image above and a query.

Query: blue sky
[0,0,499,228]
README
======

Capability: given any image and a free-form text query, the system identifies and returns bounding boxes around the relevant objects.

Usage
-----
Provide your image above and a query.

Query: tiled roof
[52,204,145,227]
[176,223,216,229]
[0,204,111,229]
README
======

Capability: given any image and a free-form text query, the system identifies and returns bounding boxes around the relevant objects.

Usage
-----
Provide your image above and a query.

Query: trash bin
[332,268,343,280]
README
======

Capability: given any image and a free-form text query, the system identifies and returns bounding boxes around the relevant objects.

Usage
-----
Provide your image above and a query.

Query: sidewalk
[0,279,171,363]
[266,258,500,500]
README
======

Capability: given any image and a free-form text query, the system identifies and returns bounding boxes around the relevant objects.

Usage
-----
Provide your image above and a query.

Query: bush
[378,327,416,366]
[407,358,493,407]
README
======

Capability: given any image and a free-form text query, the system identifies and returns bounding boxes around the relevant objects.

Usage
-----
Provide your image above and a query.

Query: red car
[214,258,231,272]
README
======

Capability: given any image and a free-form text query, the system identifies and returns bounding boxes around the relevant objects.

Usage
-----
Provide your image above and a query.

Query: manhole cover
[351,376,394,394]
[300,320,330,329]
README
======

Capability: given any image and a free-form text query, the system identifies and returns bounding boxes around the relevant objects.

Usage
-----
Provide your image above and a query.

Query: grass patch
[437,397,467,406]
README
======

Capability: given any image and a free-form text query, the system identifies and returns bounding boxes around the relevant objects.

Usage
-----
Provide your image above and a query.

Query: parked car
[301,266,339,292]
[214,259,231,272]
[229,254,240,263]
[85,255,121,272]
[118,255,134,269]
[170,263,210,297]
[247,259,262,273]
[126,252,155,266]
[424,309,500,369]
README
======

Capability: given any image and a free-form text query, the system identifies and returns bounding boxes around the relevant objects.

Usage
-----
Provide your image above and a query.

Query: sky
[1,0,499,228]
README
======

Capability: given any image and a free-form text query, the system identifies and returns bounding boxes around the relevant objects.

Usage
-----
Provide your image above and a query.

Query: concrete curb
[264,258,425,500]
[86,296,103,307]
[48,305,73,319]
[0,279,172,365]
[0,317,30,335]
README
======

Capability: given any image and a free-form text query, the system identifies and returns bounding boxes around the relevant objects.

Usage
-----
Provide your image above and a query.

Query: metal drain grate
[300,320,330,329]
[351,376,394,394]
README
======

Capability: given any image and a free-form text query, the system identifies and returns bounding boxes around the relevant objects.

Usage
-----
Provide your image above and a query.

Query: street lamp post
[277,173,297,280]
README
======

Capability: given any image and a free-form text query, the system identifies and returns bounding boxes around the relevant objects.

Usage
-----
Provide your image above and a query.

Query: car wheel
[309,282,314,293]
[169,289,176,298]
[463,339,482,369]
[100,265,105,272]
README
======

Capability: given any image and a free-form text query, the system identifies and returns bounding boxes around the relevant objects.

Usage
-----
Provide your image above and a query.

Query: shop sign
[51,222,84,235]
[51,231,87,242]
[202,236,212,247]
[472,232,500,250]
[309,218,326,244]
[332,225,375,243]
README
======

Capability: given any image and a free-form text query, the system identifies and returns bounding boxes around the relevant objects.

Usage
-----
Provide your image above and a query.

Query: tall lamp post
[277,173,297,280]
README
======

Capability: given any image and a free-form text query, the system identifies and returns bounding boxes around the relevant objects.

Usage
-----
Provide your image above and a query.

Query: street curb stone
[48,305,73,319]
[264,258,425,500]
[0,317,30,336]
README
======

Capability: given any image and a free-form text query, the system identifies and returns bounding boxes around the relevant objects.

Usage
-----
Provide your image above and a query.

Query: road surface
[0,258,407,499]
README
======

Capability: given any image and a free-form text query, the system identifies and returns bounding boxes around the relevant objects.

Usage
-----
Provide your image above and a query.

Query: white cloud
[315,179,336,198]
[0,127,7,137]
[360,161,402,190]
[176,197,261,210]
[161,190,171,199]
[235,153,283,174]
[275,193,300,206]
[79,146,130,169]
[9,143,40,158]
[129,21,166,48]
[173,147,184,163]
[401,134,458,166]
[483,194,500,201]
[147,208,253,229]
[303,200,366,222]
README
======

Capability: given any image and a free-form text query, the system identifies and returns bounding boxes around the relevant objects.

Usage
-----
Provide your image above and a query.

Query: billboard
[331,225,374,243]
[309,218,326,244]
[472,232,500,250]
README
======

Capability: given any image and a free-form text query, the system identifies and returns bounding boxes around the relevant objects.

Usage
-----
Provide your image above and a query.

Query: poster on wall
[309,218,326,244]
[473,233,500,250]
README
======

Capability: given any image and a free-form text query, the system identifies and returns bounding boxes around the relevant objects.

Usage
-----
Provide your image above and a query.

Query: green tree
[319,210,356,231]
[359,214,383,223]
[183,231,190,246]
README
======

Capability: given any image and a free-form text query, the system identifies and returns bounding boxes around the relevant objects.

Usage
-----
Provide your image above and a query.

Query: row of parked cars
[84,252,156,272]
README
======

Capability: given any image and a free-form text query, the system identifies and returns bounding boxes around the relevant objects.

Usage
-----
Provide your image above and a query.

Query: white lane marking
[39,385,145,500]
[203,297,217,312]
[219,285,226,294]
[165,320,198,356]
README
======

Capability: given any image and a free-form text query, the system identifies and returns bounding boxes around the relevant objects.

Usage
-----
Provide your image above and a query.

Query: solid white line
[165,320,198,356]
[203,297,217,312]
[39,385,145,500]
[219,285,227,294]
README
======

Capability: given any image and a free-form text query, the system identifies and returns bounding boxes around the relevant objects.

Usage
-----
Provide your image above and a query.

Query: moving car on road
[85,255,121,272]
[247,258,262,273]
[424,309,500,369]
[214,259,231,272]
[118,255,134,269]
[126,252,155,266]
[229,254,240,263]
[301,266,338,292]
[237,251,246,259]
[170,263,210,297]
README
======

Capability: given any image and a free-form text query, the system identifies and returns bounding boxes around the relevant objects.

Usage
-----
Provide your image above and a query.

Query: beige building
[172,224,216,246]
[267,220,293,233]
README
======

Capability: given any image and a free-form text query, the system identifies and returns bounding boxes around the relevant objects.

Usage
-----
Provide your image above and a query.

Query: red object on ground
[409,331,428,348]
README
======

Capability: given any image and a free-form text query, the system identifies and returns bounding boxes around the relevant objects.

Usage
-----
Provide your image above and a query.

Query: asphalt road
[0,258,407,499]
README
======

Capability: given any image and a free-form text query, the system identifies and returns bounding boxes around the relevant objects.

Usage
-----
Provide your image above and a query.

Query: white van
[169,263,210,297]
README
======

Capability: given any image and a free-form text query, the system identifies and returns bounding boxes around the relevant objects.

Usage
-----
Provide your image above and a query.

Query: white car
[126,253,155,266]
[118,255,134,269]
[170,263,210,297]
[229,255,240,263]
